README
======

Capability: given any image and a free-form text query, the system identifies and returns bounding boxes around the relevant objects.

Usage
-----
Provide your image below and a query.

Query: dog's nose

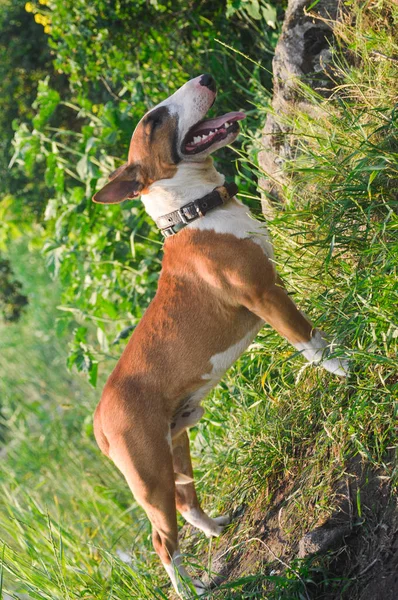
[199,74,216,93]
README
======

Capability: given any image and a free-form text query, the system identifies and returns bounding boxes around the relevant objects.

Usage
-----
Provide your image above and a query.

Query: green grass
[1,2,397,599]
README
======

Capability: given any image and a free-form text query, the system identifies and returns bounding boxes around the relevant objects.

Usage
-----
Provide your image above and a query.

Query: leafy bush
[9,0,281,384]
[0,0,57,214]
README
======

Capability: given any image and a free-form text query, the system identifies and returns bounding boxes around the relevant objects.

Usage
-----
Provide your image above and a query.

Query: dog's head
[93,74,244,204]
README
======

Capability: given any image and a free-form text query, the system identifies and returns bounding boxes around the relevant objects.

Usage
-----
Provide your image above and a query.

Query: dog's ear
[93,163,143,204]
[108,163,129,181]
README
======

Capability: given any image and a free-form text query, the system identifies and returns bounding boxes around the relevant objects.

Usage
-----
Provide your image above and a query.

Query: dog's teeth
[225,121,230,127]
[191,129,221,147]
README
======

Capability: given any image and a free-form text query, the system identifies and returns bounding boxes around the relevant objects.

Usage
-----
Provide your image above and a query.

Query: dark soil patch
[320,456,398,600]
[183,454,397,599]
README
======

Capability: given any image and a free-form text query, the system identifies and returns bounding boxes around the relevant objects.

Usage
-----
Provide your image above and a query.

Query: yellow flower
[34,13,50,26]
[39,0,49,4]
[92,105,99,114]
[44,25,51,34]
[25,2,34,12]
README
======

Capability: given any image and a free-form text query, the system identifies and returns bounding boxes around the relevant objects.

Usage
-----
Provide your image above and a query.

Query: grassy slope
[1,2,397,599]
[192,3,398,597]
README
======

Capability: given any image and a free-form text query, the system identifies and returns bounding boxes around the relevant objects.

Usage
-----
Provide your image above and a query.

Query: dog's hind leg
[94,401,205,597]
[173,431,230,537]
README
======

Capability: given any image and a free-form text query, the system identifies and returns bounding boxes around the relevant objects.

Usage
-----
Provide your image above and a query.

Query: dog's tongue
[190,111,245,135]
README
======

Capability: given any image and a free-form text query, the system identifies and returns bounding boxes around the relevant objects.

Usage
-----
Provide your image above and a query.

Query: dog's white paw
[213,514,231,527]
[322,356,350,377]
[295,330,350,378]
[171,572,207,599]
[204,513,231,538]
[193,579,207,596]
[176,578,207,599]
[181,509,231,537]
[204,513,231,537]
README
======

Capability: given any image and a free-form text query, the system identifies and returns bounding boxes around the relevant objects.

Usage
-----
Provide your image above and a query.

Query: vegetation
[9,0,280,384]
[0,1,397,599]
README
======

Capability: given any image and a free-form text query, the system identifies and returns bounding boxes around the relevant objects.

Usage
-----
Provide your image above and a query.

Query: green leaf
[44,199,58,221]
[76,155,89,180]
[246,0,261,20]
[262,3,277,28]
[88,361,98,387]
[54,167,65,194]
[45,154,57,187]
[76,154,96,181]
[32,77,61,130]
[97,327,109,352]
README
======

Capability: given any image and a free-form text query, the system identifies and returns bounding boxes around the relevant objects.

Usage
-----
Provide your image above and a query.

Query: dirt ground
[183,455,398,599]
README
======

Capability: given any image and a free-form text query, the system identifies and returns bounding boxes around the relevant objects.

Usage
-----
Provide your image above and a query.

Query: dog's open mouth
[182,111,245,155]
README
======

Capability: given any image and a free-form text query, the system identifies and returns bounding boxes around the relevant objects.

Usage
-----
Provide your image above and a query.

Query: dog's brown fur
[92,75,347,597]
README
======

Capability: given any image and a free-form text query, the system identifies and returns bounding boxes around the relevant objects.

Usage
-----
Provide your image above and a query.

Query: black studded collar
[155,182,238,238]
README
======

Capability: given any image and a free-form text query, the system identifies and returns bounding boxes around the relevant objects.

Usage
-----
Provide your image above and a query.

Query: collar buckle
[178,203,200,225]
[156,182,238,238]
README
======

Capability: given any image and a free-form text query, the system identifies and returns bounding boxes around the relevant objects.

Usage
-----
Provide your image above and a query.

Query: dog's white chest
[202,322,263,383]
[170,323,262,439]
[188,200,274,259]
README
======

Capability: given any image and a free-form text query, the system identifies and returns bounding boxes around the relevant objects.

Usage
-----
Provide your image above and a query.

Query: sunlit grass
[1,1,398,598]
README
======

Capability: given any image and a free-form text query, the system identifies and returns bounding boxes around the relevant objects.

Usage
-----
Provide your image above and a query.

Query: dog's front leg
[173,431,230,537]
[245,281,349,376]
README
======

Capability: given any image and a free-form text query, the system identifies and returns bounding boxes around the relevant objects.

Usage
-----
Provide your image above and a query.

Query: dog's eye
[144,107,168,137]
[151,116,163,129]
[147,107,168,130]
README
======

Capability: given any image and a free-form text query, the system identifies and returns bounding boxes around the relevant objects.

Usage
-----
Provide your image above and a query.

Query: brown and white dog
[92,74,348,597]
